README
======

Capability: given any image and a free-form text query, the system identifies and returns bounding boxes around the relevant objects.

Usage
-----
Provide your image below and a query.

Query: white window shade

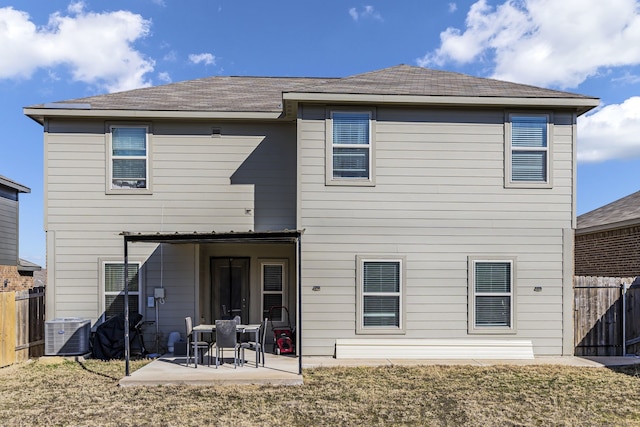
[332,112,371,179]
[510,115,549,183]
[362,261,400,328]
[104,262,140,321]
[111,127,148,189]
[474,261,512,328]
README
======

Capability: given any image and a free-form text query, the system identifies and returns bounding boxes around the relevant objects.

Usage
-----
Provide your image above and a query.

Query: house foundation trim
[335,339,535,360]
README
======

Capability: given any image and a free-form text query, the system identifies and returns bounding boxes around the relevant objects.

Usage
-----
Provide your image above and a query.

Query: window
[261,261,286,321]
[356,256,405,334]
[326,110,375,186]
[103,262,140,322]
[468,258,516,334]
[109,126,149,191]
[506,114,551,187]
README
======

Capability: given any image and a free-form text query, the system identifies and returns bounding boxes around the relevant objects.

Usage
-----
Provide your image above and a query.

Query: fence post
[0,292,16,367]
[623,282,627,357]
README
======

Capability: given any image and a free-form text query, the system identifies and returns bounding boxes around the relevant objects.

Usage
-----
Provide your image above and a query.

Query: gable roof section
[283,65,598,113]
[45,76,332,113]
[577,190,640,234]
[24,65,599,123]
[289,65,588,98]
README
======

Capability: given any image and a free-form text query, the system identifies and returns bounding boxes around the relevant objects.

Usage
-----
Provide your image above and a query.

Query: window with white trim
[507,114,551,187]
[468,258,516,334]
[261,261,286,321]
[109,126,149,190]
[357,256,405,334]
[326,110,375,185]
[103,262,140,322]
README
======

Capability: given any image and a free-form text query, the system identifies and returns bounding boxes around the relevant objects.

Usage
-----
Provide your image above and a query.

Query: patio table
[192,323,261,368]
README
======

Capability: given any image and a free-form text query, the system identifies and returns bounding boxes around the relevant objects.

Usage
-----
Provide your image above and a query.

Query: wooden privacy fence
[574,276,640,356]
[0,286,45,367]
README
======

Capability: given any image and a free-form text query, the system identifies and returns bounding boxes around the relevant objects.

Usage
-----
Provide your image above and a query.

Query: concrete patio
[119,350,303,387]
[118,351,640,387]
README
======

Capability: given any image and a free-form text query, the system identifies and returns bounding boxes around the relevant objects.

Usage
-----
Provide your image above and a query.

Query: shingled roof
[577,190,640,232]
[39,76,333,113]
[285,65,591,99]
[25,64,598,119]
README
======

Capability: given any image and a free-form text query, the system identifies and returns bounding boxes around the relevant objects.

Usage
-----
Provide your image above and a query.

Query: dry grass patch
[1,359,640,426]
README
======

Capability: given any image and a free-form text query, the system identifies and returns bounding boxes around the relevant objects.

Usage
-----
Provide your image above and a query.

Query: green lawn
[2,358,640,426]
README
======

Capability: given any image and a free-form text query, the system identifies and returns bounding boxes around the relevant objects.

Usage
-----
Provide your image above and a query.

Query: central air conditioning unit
[45,318,91,356]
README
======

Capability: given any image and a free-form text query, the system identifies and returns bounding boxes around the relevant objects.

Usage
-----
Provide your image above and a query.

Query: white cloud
[348,5,383,22]
[612,71,640,85]
[0,4,154,92]
[67,1,84,14]
[157,71,172,83]
[349,7,359,21]
[448,2,458,13]
[418,0,640,89]
[188,53,216,66]
[578,97,640,163]
[163,50,177,62]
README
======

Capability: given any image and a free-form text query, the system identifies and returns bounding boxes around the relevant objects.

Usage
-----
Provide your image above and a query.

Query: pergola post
[124,236,130,376]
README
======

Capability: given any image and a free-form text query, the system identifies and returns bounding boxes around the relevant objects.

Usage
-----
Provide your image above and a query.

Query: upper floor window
[506,114,552,188]
[326,110,375,186]
[109,126,149,191]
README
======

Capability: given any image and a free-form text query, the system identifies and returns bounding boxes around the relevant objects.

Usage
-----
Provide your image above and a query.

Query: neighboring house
[576,190,640,277]
[24,65,599,358]
[0,175,41,291]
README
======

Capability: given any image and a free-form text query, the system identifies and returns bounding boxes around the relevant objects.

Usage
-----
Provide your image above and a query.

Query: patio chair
[185,316,211,367]
[213,319,240,368]
[240,318,268,368]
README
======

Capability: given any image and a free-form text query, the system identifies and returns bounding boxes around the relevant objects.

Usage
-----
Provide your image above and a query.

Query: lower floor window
[469,258,515,333]
[357,256,405,333]
[103,262,140,321]
[262,261,286,321]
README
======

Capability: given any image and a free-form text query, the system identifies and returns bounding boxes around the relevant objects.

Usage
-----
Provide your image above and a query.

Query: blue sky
[2,0,640,266]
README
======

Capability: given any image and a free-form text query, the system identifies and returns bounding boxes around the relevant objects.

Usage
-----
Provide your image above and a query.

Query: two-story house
[24,65,598,359]
[0,175,40,291]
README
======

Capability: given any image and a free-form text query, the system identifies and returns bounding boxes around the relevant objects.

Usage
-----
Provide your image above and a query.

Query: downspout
[297,233,302,375]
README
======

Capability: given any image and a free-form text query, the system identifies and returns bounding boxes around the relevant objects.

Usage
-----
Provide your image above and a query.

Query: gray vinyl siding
[298,104,575,356]
[45,119,297,327]
[0,194,18,266]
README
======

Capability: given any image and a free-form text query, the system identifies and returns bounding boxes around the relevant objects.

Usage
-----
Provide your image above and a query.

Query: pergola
[120,230,304,375]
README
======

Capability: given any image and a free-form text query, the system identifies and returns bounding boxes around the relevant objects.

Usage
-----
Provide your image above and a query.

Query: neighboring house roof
[0,175,30,193]
[18,258,42,272]
[24,65,599,123]
[577,190,640,234]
